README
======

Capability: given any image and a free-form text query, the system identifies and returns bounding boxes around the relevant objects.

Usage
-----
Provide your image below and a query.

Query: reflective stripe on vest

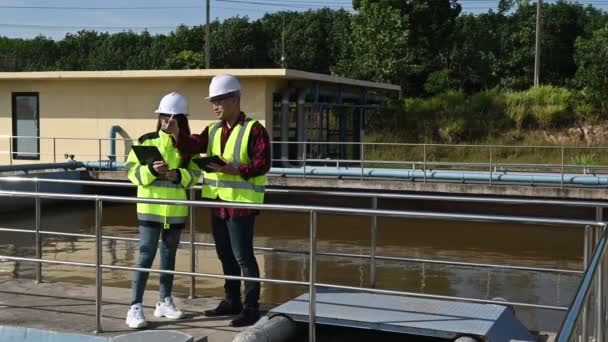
[137,213,187,224]
[202,178,265,193]
[126,130,195,229]
[202,118,267,203]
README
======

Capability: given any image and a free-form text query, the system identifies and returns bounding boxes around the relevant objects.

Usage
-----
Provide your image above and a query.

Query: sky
[1,0,606,40]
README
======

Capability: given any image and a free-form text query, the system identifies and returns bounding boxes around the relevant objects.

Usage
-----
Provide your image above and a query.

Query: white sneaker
[126,303,147,329]
[154,297,184,319]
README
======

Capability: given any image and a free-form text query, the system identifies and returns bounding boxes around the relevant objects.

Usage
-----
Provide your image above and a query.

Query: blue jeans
[131,225,182,305]
[212,214,260,309]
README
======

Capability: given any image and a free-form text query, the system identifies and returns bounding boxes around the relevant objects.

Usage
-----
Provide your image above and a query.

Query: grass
[361,131,608,172]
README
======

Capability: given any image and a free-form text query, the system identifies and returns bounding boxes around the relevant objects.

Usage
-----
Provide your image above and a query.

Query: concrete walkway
[0,276,247,342]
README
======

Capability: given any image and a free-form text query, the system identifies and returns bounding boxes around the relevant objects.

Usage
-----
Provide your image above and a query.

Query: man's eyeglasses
[210,92,237,105]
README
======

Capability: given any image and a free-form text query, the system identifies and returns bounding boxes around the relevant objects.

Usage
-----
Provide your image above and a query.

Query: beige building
[0,69,399,165]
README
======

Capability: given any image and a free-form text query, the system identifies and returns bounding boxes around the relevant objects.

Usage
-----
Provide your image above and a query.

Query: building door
[12,92,40,160]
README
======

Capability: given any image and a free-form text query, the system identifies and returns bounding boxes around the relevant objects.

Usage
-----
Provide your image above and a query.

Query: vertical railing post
[98,139,102,172]
[360,142,364,181]
[9,136,13,166]
[594,215,604,342]
[303,142,307,179]
[489,146,493,186]
[94,199,103,334]
[583,224,593,341]
[423,144,427,183]
[309,210,317,342]
[35,182,41,283]
[595,207,605,342]
[370,197,378,288]
[189,188,196,299]
[52,138,56,163]
[561,146,565,188]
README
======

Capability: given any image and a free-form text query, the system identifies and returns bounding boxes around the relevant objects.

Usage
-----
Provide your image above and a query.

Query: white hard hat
[154,92,189,116]
[206,74,241,100]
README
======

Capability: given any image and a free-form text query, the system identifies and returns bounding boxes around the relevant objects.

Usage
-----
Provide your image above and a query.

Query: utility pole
[280,14,286,68]
[534,0,542,87]
[205,0,210,69]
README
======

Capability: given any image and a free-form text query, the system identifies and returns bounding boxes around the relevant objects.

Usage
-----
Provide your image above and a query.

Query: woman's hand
[152,161,169,175]
[166,169,179,182]
[161,117,179,137]
[208,160,240,175]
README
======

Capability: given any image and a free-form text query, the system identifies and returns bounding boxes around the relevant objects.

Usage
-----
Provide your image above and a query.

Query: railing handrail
[3,176,608,209]
[0,187,605,339]
[0,255,569,312]
[5,134,608,150]
[0,188,604,227]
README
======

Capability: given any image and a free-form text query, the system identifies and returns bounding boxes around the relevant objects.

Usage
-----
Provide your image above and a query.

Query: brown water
[0,194,588,332]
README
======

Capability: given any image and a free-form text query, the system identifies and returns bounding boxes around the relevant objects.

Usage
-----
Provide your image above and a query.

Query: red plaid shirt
[177,112,271,217]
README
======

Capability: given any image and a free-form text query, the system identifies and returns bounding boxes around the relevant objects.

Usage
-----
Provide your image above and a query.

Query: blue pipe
[81,161,121,170]
[0,161,85,173]
[4,161,607,186]
[108,125,124,162]
[269,167,608,186]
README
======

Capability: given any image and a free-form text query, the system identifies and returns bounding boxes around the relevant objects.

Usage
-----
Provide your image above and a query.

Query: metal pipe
[270,167,608,186]
[189,188,196,299]
[94,199,103,334]
[0,161,85,173]
[108,126,123,162]
[557,226,608,341]
[370,197,378,288]
[52,138,56,163]
[34,182,41,283]
[309,210,317,342]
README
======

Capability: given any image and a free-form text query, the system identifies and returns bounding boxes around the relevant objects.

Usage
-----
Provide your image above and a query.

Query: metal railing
[272,141,608,187]
[0,179,606,340]
[2,135,608,184]
[557,222,608,341]
[4,175,608,289]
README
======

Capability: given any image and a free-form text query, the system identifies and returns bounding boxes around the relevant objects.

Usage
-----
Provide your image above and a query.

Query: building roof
[0,68,401,92]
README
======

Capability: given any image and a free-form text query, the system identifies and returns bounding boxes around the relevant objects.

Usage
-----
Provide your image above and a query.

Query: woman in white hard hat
[164,75,271,327]
[124,92,201,329]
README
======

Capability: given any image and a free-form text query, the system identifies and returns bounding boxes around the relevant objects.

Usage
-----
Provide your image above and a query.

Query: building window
[12,93,40,160]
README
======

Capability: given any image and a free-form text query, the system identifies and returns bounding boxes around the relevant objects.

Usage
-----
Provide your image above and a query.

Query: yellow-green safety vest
[125,130,201,229]
[202,118,267,203]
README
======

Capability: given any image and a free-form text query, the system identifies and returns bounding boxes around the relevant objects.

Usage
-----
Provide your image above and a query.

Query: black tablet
[131,145,165,165]
[193,155,227,172]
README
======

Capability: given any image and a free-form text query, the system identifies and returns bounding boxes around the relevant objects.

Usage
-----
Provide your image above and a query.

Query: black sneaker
[203,300,242,317]
[229,308,260,327]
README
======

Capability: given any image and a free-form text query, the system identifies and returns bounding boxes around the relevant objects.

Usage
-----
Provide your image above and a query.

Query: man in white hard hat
[163,74,270,327]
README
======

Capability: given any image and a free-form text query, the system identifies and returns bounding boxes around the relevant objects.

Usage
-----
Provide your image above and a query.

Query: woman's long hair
[156,114,193,167]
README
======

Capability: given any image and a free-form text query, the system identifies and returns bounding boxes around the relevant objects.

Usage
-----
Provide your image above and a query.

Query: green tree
[574,24,608,116]
[165,50,203,69]
[260,9,351,72]
[332,3,416,88]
